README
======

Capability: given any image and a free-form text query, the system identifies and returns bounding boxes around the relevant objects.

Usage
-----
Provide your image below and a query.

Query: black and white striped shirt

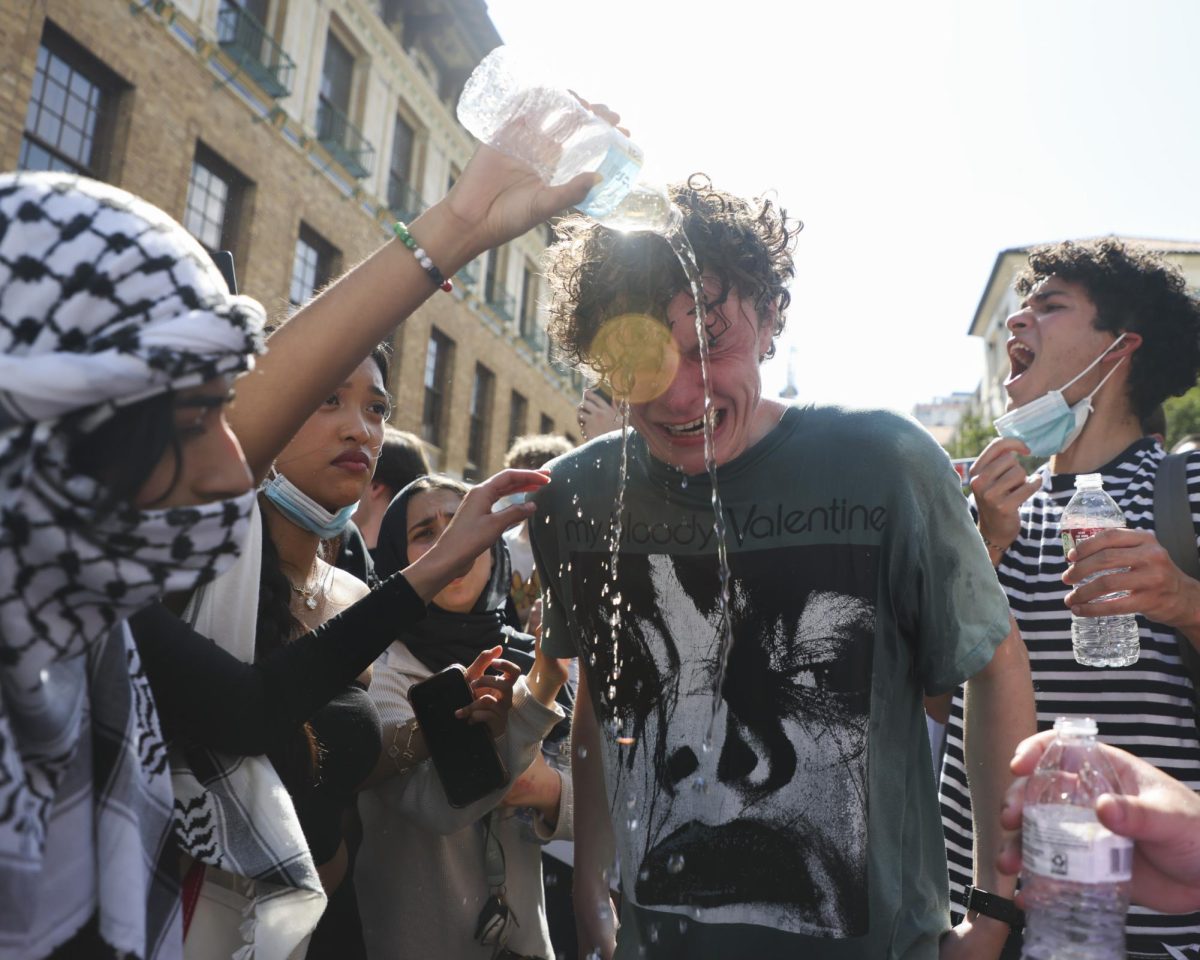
[939,438,1200,959]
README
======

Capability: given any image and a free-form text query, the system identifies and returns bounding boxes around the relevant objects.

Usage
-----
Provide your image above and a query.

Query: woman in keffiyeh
[0,151,595,960]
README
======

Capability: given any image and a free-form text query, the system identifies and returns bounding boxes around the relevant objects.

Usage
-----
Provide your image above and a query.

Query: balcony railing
[316,98,374,179]
[520,321,547,353]
[388,176,425,223]
[486,288,515,325]
[216,2,295,99]
[456,259,479,288]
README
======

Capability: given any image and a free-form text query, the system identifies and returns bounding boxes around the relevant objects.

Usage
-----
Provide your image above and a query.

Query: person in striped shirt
[940,238,1200,959]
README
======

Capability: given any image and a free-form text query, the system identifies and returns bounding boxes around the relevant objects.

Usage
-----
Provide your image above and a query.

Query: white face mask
[993,334,1127,458]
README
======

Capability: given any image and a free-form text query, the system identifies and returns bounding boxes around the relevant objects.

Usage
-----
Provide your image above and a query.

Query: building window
[520,262,539,337]
[315,29,373,178]
[183,144,246,257]
[230,0,269,23]
[19,24,121,177]
[320,32,354,115]
[422,329,453,447]
[539,414,555,435]
[290,225,338,305]
[464,364,495,481]
[484,247,502,303]
[508,391,528,448]
[387,113,421,219]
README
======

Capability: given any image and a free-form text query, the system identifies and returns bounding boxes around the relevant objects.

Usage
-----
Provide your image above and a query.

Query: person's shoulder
[326,562,370,609]
[790,403,947,462]
[378,640,431,679]
[541,432,625,494]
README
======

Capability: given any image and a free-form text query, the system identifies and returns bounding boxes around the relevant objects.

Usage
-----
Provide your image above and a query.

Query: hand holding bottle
[999,729,1200,914]
[1064,527,1200,633]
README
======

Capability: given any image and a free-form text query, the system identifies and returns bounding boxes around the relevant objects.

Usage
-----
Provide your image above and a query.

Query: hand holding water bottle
[1064,526,1200,636]
[1000,728,1200,915]
[1059,474,1141,666]
[456,46,679,235]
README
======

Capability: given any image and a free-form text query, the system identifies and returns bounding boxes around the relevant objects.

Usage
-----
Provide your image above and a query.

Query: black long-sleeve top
[129,571,425,754]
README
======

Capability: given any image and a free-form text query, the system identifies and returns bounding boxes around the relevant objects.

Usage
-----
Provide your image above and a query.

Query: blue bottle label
[578,142,643,219]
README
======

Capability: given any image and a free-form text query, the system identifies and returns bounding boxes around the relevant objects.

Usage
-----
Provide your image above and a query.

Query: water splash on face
[665,230,736,746]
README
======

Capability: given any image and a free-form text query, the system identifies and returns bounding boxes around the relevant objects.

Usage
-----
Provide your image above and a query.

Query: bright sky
[484,0,1200,415]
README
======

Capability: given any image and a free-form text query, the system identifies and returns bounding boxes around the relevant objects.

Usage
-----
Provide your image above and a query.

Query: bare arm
[228,148,597,482]
[941,615,1035,959]
[572,669,618,960]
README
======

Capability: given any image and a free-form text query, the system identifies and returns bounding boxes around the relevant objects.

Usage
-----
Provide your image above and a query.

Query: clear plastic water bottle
[1021,716,1133,960]
[456,46,680,235]
[1059,473,1139,667]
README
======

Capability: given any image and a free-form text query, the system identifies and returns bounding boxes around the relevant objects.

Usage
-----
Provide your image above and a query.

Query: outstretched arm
[940,616,1035,960]
[229,146,598,482]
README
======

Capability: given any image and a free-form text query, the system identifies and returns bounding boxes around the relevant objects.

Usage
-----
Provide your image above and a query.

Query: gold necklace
[291,560,333,610]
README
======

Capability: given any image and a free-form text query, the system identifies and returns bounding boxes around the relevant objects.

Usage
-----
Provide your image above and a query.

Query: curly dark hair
[543,174,799,370]
[1014,238,1200,420]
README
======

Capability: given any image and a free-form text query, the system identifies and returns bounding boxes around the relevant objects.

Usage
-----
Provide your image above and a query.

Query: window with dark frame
[183,144,247,258]
[289,224,338,306]
[320,32,354,115]
[484,246,502,303]
[508,391,528,448]
[464,364,495,481]
[19,24,122,178]
[387,113,418,215]
[520,262,538,337]
[422,329,453,447]
[539,414,555,435]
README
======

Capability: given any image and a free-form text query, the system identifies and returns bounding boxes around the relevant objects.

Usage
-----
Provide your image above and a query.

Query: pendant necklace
[292,560,333,610]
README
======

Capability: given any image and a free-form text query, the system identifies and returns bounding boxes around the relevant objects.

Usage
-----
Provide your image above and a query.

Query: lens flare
[587,313,678,404]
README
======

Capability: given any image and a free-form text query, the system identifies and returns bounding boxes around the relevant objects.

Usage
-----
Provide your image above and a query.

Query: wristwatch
[963,885,1025,929]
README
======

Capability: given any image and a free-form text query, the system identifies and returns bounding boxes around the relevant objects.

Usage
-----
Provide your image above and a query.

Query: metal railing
[216,2,295,99]
[520,323,547,353]
[486,288,515,326]
[316,98,374,179]
[387,176,425,223]
[456,259,479,288]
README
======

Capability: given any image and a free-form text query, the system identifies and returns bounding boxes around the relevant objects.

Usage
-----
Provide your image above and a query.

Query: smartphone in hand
[408,666,508,808]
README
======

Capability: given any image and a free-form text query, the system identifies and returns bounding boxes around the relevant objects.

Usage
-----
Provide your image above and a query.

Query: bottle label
[1023,804,1133,883]
[579,142,643,218]
[1062,526,1106,554]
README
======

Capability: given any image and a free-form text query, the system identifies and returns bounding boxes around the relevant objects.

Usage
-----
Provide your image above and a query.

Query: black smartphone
[408,666,508,808]
[210,250,237,295]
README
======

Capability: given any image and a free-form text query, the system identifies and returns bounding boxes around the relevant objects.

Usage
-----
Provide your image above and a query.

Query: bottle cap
[1074,473,1103,490]
[1053,716,1098,737]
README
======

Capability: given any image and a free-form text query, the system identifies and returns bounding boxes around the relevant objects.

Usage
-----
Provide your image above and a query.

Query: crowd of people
[2,96,1200,960]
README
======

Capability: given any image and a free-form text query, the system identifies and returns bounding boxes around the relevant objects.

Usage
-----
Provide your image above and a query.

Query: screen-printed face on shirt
[572,543,876,937]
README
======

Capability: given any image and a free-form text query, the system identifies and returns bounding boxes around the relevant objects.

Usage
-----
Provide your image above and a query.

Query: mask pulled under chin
[993,335,1127,458]
[261,471,359,539]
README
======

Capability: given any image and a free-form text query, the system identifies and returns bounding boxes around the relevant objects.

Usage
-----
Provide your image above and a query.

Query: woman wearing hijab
[0,132,596,960]
[356,477,572,960]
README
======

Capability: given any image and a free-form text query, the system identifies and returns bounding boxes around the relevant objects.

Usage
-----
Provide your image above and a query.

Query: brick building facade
[0,0,585,478]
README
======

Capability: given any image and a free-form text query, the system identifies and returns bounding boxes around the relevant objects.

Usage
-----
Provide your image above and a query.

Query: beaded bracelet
[393,221,453,293]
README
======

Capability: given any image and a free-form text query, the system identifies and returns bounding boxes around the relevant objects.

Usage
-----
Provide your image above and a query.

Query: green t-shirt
[532,405,1011,959]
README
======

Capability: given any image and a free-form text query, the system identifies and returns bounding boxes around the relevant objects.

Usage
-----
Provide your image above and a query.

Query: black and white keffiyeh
[172,501,326,958]
[0,172,264,959]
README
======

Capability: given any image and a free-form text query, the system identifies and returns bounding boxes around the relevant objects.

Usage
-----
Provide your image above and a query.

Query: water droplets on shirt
[667,853,685,874]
